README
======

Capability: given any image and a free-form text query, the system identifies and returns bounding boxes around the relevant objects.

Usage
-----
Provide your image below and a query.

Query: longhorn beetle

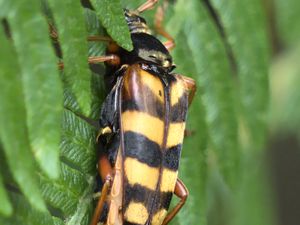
[52,1,196,225]
[50,1,195,224]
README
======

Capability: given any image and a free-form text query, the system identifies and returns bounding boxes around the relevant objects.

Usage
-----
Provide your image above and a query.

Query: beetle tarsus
[137,0,159,13]
[154,4,176,51]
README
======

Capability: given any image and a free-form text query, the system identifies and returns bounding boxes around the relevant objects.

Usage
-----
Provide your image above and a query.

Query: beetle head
[131,33,174,71]
[123,9,175,72]
[124,9,151,34]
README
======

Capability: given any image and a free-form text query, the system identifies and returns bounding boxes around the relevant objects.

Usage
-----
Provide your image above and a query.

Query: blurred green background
[0,0,300,225]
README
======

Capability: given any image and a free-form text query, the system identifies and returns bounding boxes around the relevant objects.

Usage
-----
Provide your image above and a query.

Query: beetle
[89,1,197,225]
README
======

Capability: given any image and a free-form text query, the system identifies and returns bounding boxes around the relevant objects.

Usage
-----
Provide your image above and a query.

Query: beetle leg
[51,35,113,42]
[90,178,111,225]
[154,3,175,51]
[136,0,159,14]
[90,153,114,225]
[88,55,120,66]
[162,178,189,225]
[49,23,112,42]
[136,0,175,50]
[184,129,195,137]
[58,54,121,70]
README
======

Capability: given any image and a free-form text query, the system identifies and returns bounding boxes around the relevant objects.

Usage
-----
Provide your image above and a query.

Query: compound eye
[163,59,171,67]
[149,55,157,59]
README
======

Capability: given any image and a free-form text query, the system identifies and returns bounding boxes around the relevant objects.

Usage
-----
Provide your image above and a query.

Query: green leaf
[270,44,300,135]
[60,110,97,175]
[91,0,133,51]
[7,0,63,179]
[0,192,54,225]
[168,0,239,187]
[85,8,107,57]
[39,109,96,224]
[206,167,233,225]
[275,0,300,47]
[84,8,107,121]
[90,72,106,121]
[0,29,46,212]
[210,0,270,151]
[169,30,208,225]
[0,0,12,18]
[0,173,12,216]
[48,0,92,116]
[233,158,276,225]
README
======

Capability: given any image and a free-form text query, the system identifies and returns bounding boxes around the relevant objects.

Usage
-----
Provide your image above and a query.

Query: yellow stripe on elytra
[170,79,186,106]
[166,122,186,148]
[122,110,164,146]
[124,202,149,224]
[125,157,159,190]
[160,168,178,192]
[140,70,164,103]
[152,209,168,225]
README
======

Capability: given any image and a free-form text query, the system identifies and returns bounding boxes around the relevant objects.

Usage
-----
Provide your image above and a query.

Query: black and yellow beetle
[90,1,196,225]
